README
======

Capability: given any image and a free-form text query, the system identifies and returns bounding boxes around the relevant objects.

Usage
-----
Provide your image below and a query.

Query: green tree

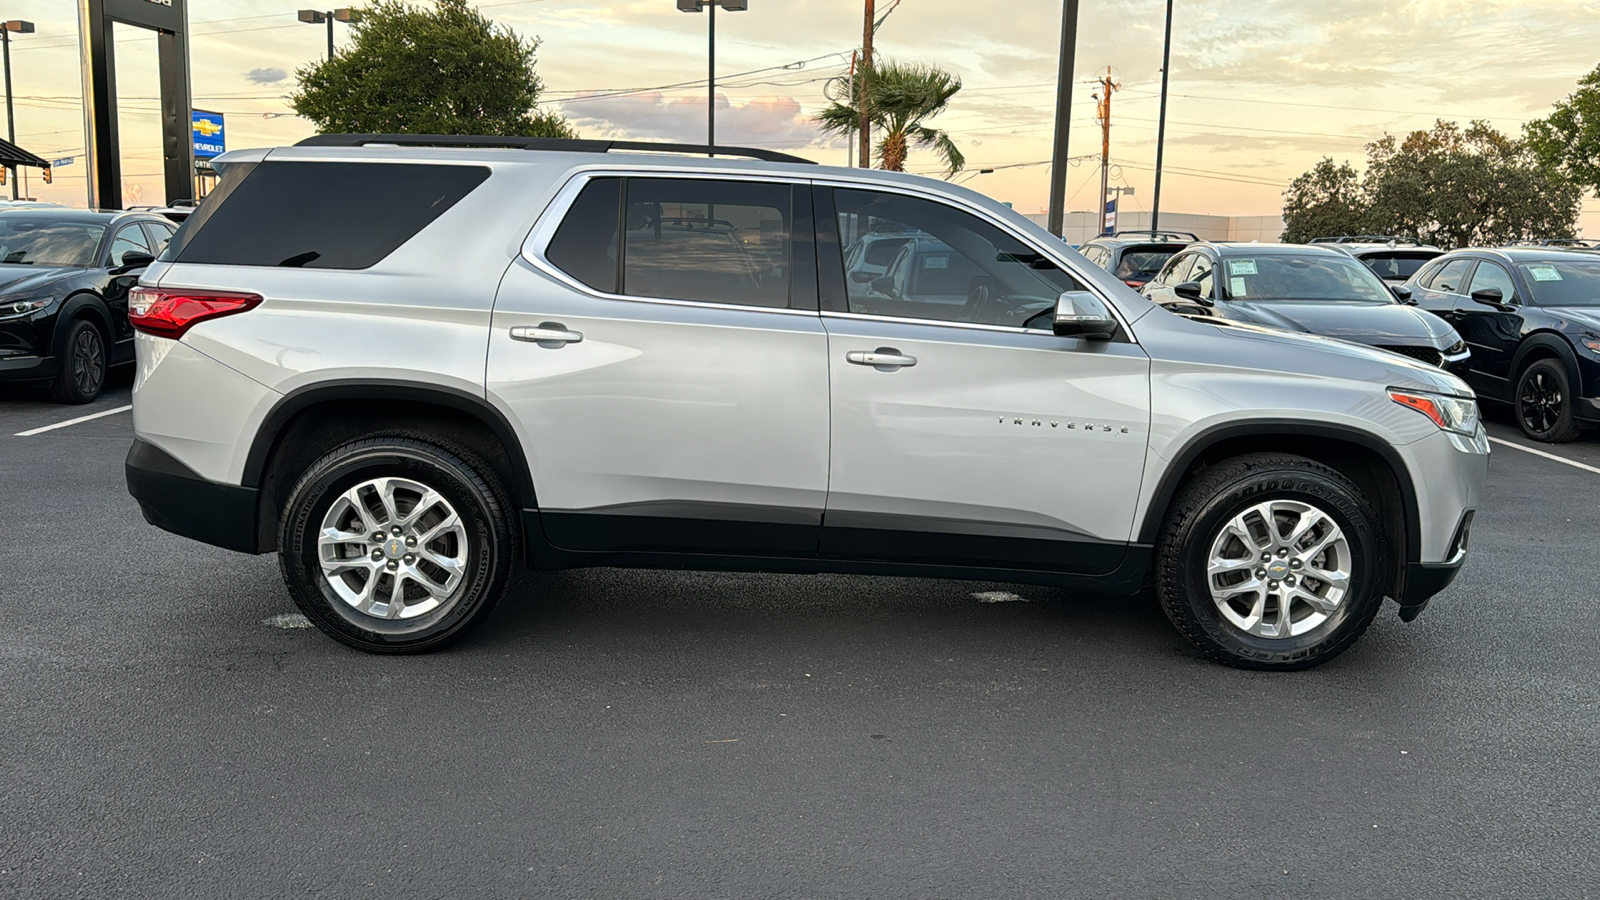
[815,60,964,174]
[1281,158,1370,243]
[1526,63,1600,198]
[1282,120,1580,248]
[291,0,572,138]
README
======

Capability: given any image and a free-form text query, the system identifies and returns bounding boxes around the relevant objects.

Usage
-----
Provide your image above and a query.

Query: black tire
[278,435,518,653]
[1154,453,1388,671]
[1515,358,1582,443]
[49,319,106,404]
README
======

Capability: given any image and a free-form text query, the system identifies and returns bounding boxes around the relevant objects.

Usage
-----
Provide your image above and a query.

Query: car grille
[1379,345,1443,367]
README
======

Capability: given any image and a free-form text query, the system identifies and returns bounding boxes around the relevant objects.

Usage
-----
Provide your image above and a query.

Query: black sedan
[1141,242,1469,371]
[0,208,177,403]
[1407,247,1600,442]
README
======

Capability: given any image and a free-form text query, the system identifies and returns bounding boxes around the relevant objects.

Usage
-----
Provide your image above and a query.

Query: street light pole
[678,0,747,155]
[2,20,36,201]
[1046,0,1080,237]
[298,9,361,61]
[1151,0,1173,233]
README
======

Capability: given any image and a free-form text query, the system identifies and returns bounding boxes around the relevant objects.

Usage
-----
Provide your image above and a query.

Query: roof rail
[1110,229,1199,241]
[294,133,817,165]
[1309,234,1421,245]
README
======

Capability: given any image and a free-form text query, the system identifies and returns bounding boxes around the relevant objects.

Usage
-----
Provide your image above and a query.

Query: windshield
[0,219,104,267]
[1518,259,1600,307]
[1222,255,1394,303]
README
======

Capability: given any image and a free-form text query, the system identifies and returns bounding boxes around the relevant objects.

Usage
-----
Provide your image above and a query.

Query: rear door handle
[846,348,917,369]
[510,324,583,344]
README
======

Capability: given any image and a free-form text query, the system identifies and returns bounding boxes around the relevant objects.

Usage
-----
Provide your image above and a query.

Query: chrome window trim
[522,168,1136,338]
[810,176,1138,342]
[519,169,821,319]
[822,309,1063,337]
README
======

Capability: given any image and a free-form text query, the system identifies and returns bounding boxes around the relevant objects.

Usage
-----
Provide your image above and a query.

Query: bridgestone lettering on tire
[1155,453,1388,670]
[277,435,517,654]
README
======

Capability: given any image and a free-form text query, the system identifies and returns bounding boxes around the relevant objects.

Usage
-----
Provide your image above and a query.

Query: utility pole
[1046,0,1079,236]
[1151,0,1173,232]
[1094,67,1119,236]
[859,0,874,168]
[2,20,37,201]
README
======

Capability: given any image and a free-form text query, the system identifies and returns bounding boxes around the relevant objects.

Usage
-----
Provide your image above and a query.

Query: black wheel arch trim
[1136,419,1422,564]
[52,292,113,356]
[1509,332,1582,394]
[240,380,538,507]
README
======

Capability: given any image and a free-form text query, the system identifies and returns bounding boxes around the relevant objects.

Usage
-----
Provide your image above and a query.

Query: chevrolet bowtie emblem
[192,119,222,137]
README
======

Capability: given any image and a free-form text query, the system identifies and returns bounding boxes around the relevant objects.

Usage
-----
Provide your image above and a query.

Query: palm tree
[816,59,965,175]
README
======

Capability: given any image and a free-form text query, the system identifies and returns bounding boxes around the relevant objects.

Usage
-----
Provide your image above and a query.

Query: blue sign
[191,110,225,159]
[51,157,75,167]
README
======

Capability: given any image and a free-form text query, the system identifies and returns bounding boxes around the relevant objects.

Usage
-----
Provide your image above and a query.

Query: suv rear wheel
[277,435,517,653]
[1155,454,1387,670]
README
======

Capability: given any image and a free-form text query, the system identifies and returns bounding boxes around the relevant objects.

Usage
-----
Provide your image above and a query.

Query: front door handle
[510,323,583,345]
[846,348,917,369]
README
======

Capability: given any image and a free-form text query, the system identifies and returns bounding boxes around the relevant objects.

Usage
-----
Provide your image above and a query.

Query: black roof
[0,137,50,170]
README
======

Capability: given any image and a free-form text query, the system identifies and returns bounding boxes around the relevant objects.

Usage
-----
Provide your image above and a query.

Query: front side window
[1467,262,1517,303]
[1158,252,1196,286]
[107,224,154,266]
[1427,259,1474,294]
[142,222,177,256]
[1189,254,1216,298]
[832,188,1085,329]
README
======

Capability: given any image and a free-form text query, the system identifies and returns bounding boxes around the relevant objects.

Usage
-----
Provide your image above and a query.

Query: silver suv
[124,135,1487,670]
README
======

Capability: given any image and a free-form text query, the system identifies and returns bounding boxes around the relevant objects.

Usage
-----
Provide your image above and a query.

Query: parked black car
[1312,236,1444,285]
[1076,230,1197,290]
[1142,242,1469,370]
[1406,247,1600,442]
[0,208,177,403]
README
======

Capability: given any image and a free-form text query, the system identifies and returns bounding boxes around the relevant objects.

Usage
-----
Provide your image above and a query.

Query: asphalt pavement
[2,378,1597,899]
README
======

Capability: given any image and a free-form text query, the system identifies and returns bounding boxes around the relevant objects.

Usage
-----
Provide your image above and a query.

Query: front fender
[51,292,113,357]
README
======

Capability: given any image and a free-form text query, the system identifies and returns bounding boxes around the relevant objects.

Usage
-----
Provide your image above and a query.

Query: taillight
[128,286,263,339]
[1123,279,1146,289]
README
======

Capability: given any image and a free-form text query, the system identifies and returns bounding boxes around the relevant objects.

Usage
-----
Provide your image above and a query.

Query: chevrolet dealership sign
[191,110,225,159]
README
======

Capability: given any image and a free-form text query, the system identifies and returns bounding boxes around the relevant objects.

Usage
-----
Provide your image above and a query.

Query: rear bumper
[125,438,262,554]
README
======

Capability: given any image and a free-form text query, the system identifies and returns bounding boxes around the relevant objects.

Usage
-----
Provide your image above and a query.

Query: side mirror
[849,270,875,284]
[112,250,156,274]
[1391,284,1415,304]
[1052,291,1118,341]
[1470,287,1511,310]
[1173,281,1210,305]
[870,276,897,297]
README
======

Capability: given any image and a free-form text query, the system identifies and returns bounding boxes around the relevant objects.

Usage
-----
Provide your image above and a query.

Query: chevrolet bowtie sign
[191,110,225,159]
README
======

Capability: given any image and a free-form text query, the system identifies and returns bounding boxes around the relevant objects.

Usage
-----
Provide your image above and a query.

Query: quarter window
[545,177,620,293]
[831,188,1087,329]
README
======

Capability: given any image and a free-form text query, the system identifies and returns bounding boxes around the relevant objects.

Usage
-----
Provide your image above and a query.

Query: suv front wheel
[278,435,517,653]
[1155,454,1387,670]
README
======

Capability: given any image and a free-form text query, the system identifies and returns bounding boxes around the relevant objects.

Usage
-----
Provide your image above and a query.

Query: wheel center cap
[383,537,407,559]
[1266,559,1292,579]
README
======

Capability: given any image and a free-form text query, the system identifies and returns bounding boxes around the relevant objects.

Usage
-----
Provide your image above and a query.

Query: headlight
[1389,388,1480,435]
[1582,335,1600,354]
[0,298,50,320]
[1442,339,1466,355]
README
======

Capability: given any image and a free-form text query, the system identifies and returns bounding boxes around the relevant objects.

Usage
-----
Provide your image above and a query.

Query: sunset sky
[7,0,1600,232]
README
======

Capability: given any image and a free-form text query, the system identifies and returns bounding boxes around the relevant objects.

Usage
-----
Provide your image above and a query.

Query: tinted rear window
[172,161,489,269]
[546,177,620,292]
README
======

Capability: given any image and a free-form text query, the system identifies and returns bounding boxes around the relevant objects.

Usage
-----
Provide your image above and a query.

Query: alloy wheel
[1518,370,1562,435]
[316,476,470,620]
[72,327,104,397]
[1205,499,1352,639]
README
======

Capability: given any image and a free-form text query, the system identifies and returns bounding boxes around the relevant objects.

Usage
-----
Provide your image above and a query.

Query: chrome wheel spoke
[1206,498,1352,640]
[1207,555,1255,578]
[317,476,471,622]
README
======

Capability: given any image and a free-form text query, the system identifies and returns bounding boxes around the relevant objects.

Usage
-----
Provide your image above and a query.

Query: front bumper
[0,354,55,382]
[125,438,262,554]
[1577,395,1600,424]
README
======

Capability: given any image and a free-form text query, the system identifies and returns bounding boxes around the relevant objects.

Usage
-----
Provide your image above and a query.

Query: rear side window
[172,161,489,269]
[623,178,794,308]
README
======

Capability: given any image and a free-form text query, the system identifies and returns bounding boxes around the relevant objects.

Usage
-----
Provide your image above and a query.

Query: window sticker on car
[1229,259,1257,276]
[1230,277,1248,297]
[923,255,948,269]
[1528,265,1563,282]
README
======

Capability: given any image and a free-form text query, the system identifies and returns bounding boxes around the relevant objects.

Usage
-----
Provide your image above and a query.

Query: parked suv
[125,135,1487,670]
[1406,247,1600,442]
[1311,236,1444,285]
[1077,230,1196,290]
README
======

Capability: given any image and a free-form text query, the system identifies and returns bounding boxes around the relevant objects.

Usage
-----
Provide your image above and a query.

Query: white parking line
[1488,436,1600,476]
[13,405,132,437]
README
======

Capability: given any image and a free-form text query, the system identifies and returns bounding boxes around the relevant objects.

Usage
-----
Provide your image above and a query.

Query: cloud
[246,67,287,85]
[560,92,829,150]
